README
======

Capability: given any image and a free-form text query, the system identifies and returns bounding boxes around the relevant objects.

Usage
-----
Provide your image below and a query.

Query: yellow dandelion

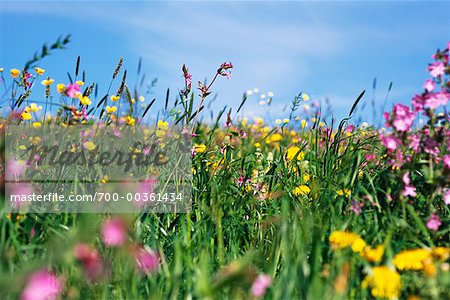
[75,80,84,86]
[293,185,310,196]
[254,142,261,148]
[32,122,42,128]
[393,248,431,271]
[266,133,283,144]
[362,245,385,263]
[285,146,305,161]
[302,173,310,182]
[283,118,289,124]
[157,120,169,130]
[10,68,20,78]
[34,67,45,75]
[41,78,55,86]
[362,266,401,299]
[432,247,450,261]
[351,237,366,253]
[329,231,364,250]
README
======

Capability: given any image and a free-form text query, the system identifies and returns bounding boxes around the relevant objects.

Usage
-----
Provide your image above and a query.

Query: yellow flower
[432,247,450,261]
[351,238,366,253]
[80,96,91,106]
[29,136,41,145]
[41,78,55,86]
[110,95,120,102]
[302,174,310,182]
[393,249,431,271]
[266,133,283,144]
[57,83,66,93]
[28,103,42,112]
[0,68,4,72]
[283,118,289,124]
[275,119,282,124]
[75,80,84,86]
[101,175,109,184]
[32,122,42,128]
[83,141,97,151]
[34,67,45,75]
[329,231,365,250]
[21,111,32,120]
[106,106,117,114]
[362,245,385,263]
[336,189,351,197]
[285,146,305,161]
[254,142,261,148]
[301,120,307,129]
[293,185,310,196]
[10,68,20,78]
[125,116,135,125]
[302,93,310,101]
[139,95,145,101]
[157,120,169,130]
[194,144,207,153]
[362,266,401,299]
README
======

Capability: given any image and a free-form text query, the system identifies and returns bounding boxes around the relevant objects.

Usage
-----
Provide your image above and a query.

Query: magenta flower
[350,199,364,215]
[74,243,105,281]
[101,217,127,247]
[426,213,441,231]
[134,246,159,274]
[444,189,450,205]
[424,92,449,109]
[382,135,401,151]
[427,61,445,77]
[443,155,450,169]
[251,274,272,298]
[21,270,62,300]
[423,79,435,92]
[402,172,417,198]
[392,103,415,132]
[66,83,81,98]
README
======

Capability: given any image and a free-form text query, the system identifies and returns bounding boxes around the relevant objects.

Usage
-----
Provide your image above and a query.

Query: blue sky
[0,1,449,123]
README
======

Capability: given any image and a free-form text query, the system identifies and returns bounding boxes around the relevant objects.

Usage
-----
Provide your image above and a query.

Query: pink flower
[443,189,450,205]
[6,160,26,180]
[134,246,159,274]
[423,79,435,92]
[424,92,449,109]
[251,274,272,298]
[66,83,81,98]
[350,199,364,215]
[74,243,105,281]
[426,213,441,231]
[412,94,425,112]
[21,270,62,300]
[443,155,450,169]
[427,61,445,77]
[408,134,421,152]
[392,103,415,132]
[382,135,401,151]
[101,217,127,247]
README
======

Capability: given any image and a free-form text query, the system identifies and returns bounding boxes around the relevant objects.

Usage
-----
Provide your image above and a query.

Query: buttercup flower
[76,80,84,86]
[106,105,117,114]
[41,79,54,86]
[80,96,91,106]
[285,146,305,161]
[34,67,45,75]
[10,68,20,78]
[329,231,365,253]
[293,185,310,196]
[56,83,66,93]
[110,95,120,102]
[362,245,385,263]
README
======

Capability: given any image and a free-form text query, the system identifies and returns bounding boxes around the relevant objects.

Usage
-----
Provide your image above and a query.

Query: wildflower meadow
[0,31,449,300]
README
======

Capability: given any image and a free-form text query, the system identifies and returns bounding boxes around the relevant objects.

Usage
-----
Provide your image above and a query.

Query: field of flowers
[0,39,449,300]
